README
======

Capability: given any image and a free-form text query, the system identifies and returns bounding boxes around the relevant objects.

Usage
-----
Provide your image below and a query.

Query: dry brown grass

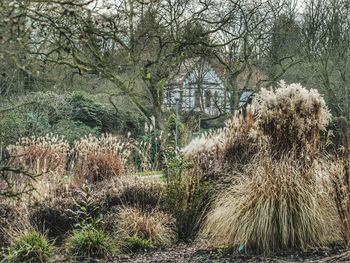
[201,154,336,253]
[5,134,69,200]
[330,156,350,247]
[0,201,29,246]
[73,134,132,185]
[115,206,176,247]
[7,134,69,175]
[199,83,337,253]
[182,108,258,181]
[253,81,331,162]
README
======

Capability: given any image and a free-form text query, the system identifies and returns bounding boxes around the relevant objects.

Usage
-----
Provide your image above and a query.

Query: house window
[205,90,211,107]
[194,90,200,108]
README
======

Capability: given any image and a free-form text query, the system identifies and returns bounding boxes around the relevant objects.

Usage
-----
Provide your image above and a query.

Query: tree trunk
[228,74,239,113]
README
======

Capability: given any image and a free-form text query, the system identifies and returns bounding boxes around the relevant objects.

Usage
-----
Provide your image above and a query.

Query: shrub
[65,228,115,260]
[163,154,214,240]
[4,230,54,263]
[0,202,27,246]
[52,119,100,146]
[69,92,103,129]
[73,134,132,184]
[124,235,155,251]
[116,206,176,247]
[0,112,27,149]
[201,154,332,253]
[117,179,165,211]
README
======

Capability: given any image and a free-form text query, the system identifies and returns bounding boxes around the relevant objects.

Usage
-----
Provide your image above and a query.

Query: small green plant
[4,230,54,263]
[65,228,115,260]
[65,185,116,260]
[163,153,214,240]
[69,185,102,230]
[124,235,154,251]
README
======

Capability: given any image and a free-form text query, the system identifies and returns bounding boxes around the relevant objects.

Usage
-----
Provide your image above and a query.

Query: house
[163,57,266,116]
[164,58,229,116]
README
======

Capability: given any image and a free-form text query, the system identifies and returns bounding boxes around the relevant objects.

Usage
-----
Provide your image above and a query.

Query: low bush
[4,230,54,263]
[0,202,27,247]
[65,228,115,260]
[163,154,215,240]
[0,112,27,149]
[117,180,165,211]
[116,206,176,247]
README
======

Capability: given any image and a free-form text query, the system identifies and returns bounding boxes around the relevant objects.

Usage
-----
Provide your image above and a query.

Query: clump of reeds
[115,206,176,247]
[221,106,259,168]
[330,156,350,247]
[5,134,69,200]
[201,82,335,253]
[7,134,69,175]
[182,105,259,180]
[202,154,332,253]
[253,81,331,162]
[73,134,132,184]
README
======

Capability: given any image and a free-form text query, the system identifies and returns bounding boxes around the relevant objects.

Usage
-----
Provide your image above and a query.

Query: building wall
[164,61,230,116]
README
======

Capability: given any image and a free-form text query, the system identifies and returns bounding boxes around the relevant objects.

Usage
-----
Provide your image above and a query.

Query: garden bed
[114,243,347,263]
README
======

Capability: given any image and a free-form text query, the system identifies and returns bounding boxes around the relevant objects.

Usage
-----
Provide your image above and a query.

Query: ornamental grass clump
[330,156,350,248]
[183,106,258,180]
[4,230,54,263]
[202,154,331,253]
[5,134,69,200]
[65,228,116,260]
[116,206,176,247]
[7,134,69,175]
[202,82,334,254]
[253,81,331,162]
[73,134,132,184]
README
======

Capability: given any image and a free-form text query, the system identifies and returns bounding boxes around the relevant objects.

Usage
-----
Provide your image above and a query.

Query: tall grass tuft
[330,156,350,247]
[7,134,69,175]
[202,154,331,253]
[4,230,54,263]
[5,134,69,200]
[253,81,331,162]
[115,206,176,247]
[73,134,132,184]
[201,82,334,253]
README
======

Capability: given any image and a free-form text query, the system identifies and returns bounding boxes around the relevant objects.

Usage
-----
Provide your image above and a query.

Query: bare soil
[113,243,349,263]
